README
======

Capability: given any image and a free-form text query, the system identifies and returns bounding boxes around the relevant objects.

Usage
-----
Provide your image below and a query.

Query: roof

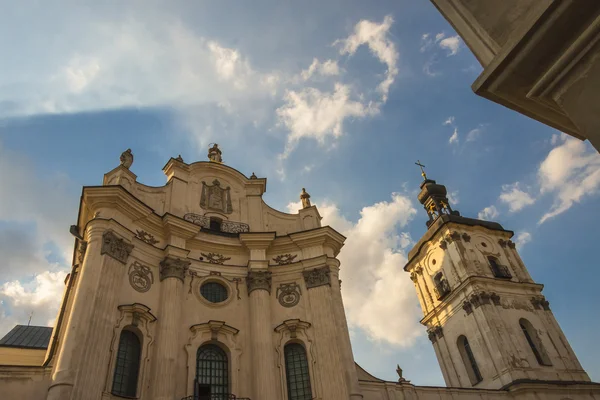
[0,325,53,349]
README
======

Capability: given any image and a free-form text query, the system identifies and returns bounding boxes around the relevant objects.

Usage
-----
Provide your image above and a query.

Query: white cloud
[443,116,455,126]
[447,191,459,205]
[466,126,484,142]
[287,194,422,346]
[439,35,461,56]
[478,205,499,220]
[538,136,600,223]
[499,182,536,212]
[514,232,532,249]
[448,127,459,144]
[300,58,341,81]
[336,15,398,101]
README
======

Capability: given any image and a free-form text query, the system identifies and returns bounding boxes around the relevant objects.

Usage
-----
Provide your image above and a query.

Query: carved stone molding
[200,179,233,214]
[507,240,516,249]
[303,267,331,289]
[415,266,423,275]
[490,292,501,306]
[498,239,508,248]
[135,230,159,245]
[77,241,88,264]
[246,270,272,294]
[101,230,134,264]
[220,220,250,234]
[159,257,190,282]
[410,272,418,282]
[272,254,298,265]
[446,231,461,243]
[276,283,301,307]
[184,213,210,229]
[201,252,231,265]
[128,261,154,293]
[461,233,471,242]
[190,320,240,341]
[439,240,448,250]
[463,301,473,315]
[274,319,311,339]
[427,326,444,343]
[531,296,551,311]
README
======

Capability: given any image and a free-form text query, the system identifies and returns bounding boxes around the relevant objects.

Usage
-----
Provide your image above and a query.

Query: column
[151,257,190,400]
[330,269,363,399]
[303,266,349,399]
[47,227,134,400]
[247,270,278,400]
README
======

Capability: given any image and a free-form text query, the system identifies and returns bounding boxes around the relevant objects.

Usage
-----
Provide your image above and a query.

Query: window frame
[519,318,552,366]
[200,281,229,303]
[284,342,313,400]
[196,343,230,397]
[457,335,483,386]
[111,329,142,398]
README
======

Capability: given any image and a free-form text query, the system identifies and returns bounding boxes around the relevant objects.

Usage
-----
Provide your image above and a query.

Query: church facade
[0,146,598,400]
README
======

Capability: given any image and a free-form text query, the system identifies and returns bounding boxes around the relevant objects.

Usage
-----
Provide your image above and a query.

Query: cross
[415,160,427,180]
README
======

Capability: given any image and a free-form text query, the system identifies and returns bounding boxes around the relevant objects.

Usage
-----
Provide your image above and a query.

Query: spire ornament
[415,160,427,180]
[415,167,460,228]
[300,188,311,209]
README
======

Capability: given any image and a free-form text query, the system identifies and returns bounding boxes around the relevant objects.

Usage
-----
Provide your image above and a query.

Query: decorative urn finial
[250,172,257,179]
[208,143,223,163]
[120,149,133,169]
[300,188,311,209]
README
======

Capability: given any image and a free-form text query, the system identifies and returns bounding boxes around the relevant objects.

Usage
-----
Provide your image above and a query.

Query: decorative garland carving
[201,252,231,265]
[135,230,159,245]
[276,283,301,307]
[303,267,331,289]
[272,254,298,265]
[128,262,154,293]
[159,257,190,282]
[246,270,272,294]
[101,230,134,264]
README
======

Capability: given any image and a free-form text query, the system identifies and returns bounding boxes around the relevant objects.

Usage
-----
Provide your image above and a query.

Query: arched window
[112,329,141,397]
[196,344,228,398]
[457,335,482,385]
[519,318,552,366]
[284,343,312,400]
[433,272,451,299]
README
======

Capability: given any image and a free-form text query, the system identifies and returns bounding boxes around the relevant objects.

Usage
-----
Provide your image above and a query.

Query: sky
[1,0,600,387]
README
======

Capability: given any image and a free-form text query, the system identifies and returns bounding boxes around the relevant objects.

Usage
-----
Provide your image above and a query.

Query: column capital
[303,266,331,289]
[101,230,134,264]
[159,257,190,282]
[246,270,272,294]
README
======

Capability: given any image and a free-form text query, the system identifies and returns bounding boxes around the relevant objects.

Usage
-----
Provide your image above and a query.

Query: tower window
[519,319,552,366]
[487,257,512,279]
[112,329,141,397]
[457,335,483,386]
[284,343,313,400]
[433,272,451,300]
[210,217,222,231]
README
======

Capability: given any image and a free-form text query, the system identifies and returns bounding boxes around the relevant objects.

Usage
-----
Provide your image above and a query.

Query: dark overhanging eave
[404,214,513,271]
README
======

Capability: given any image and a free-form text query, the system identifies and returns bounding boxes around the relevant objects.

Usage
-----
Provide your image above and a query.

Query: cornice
[289,226,346,256]
[82,185,158,225]
[161,213,200,239]
[239,232,276,250]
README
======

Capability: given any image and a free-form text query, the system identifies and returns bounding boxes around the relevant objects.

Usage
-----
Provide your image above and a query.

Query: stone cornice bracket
[427,326,444,343]
[190,320,240,341]
[289,226,346,257]
[239,232,276,269]
[117,303,157,325]
[246,270,272,294]
[303,266,331,289]
[531,296,551,311]
[274,319,311,339]
[82,186,154,223]
[101,230,134,264]
[162,213,201,240]
[159,257,191,282]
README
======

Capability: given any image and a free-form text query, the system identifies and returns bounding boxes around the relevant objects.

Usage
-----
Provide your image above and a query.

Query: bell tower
[404,172,590,389]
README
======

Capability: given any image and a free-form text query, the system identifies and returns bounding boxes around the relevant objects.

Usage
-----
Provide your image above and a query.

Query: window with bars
[111,329,141,397]
[196,344,229,399]
[284,343,312,400]
[457,335,482,386]
[200,282,228,303]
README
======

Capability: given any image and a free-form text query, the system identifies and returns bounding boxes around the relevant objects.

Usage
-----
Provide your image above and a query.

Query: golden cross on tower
[415,160,427,180]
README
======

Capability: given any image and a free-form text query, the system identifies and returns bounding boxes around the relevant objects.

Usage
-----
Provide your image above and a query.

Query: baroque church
[0,145,598,400]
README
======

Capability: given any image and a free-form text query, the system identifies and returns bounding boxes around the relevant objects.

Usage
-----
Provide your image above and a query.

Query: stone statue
[120,149,133,169]
[208,143,223,163]
[175,154,184,162]
[300,188,311,208]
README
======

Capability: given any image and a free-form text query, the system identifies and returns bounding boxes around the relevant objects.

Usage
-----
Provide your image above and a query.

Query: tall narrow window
[488,256,512,279]
[112,330,141,397]
[457,335,483,385]
[284,343,312,400]
[196,344,229,398]
[433,272,451,299]
[520,318,552,366]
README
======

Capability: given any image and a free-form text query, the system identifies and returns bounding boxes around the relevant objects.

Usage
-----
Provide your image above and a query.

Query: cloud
[300,58,341,81]
[466,126,484,142]
[448,127,459,144]
[478,205,499,220]
[287,194,422,346]
[538,135,600,223]
[499,182,536,212]
[447,191,459,205]
[443,116,455,126]
[336,15,398,101]
[439,35,461,56]
[514,232,532,249]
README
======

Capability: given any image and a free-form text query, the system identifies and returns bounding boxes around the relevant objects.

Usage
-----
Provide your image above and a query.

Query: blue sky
[1,0,599,386]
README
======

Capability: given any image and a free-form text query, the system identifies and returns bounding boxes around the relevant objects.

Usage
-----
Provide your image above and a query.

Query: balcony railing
[433,280,451,300]
[181,395,251,400]
[491,264,512,279]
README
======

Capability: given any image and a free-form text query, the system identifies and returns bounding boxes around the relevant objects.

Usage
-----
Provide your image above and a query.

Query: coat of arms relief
[200,179,233,214]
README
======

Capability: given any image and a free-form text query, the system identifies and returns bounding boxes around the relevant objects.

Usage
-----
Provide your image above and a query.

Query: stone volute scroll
[120,148,134,169]
[303,267,331,289]
[246,270,272,294]
[101,230,134,264]
[200,179,233,214]
[159,257,191,282]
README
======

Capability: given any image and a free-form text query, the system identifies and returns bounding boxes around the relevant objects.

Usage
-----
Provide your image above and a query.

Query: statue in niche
[200,179,233,214]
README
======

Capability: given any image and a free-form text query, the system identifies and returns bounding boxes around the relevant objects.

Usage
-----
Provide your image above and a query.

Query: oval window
[200,282,228,303]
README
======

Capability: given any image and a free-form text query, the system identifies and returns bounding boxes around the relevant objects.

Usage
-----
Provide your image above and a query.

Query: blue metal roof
[0,325,53,349]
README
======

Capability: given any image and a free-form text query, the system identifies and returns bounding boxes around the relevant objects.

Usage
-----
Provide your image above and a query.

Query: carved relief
[531,296,551,311]
[135,230,159,245]
[200,179,233,214]
[77,241,88,264]
[220,220,249,233]
[427,326,444,343]
[439,240,448,250]
[507,240,516,249]
[490,292,501,305]
[101,231,134,264]
[303,267,331,289]
[159,257,190,282]
[128,262,154,293]
[276,283,301,307]
[246,270,272,294]
[461,233,471,242]
[498,239,508,248]
[272,254,298,265]
[200,252,231,265]
[184,213,210,229]
[463,301,473,315]
[446,231,461,243]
